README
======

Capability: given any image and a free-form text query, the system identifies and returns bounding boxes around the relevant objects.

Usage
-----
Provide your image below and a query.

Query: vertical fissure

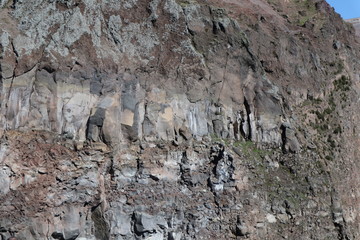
[243,97,252,140]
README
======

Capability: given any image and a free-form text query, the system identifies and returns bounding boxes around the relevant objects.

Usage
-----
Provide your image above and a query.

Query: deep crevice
[243,97,252,140]
[280,124,287,153]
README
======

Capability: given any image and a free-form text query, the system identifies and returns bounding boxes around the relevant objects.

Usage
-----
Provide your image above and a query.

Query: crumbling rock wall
[0,0,291,148]
[0,0,360,239]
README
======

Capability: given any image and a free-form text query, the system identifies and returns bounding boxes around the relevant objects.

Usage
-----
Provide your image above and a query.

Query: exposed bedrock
[0,0,360,239]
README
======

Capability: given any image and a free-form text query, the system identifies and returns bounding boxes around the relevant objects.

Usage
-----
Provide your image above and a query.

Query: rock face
[346,17,360,37]
[0,0,360,239]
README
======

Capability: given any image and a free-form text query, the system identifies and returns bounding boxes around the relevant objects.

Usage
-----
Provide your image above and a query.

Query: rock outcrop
[0,0,360,239]
[346,17,360,36]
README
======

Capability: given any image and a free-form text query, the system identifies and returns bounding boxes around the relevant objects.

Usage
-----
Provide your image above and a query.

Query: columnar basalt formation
[0,0,360,239]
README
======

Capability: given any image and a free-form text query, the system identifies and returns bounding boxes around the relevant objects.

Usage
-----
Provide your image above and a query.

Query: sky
[326,0,360,19]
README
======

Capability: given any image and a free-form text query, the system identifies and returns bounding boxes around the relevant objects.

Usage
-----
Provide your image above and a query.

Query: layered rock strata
[0,0,360,239]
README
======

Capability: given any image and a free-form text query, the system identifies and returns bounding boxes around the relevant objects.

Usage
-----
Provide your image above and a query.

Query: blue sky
[326,0,360,19]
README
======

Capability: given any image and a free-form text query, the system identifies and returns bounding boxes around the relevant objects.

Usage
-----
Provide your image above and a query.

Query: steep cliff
[0,0,360,239]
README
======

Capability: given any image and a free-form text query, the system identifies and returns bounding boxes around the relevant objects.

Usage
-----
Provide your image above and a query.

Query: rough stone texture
[346,17,360,37]
[0,0,360,239]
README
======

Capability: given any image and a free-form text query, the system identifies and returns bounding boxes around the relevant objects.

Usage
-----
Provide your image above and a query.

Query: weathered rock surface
[0,0,360,239]
[346,17,360,37]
